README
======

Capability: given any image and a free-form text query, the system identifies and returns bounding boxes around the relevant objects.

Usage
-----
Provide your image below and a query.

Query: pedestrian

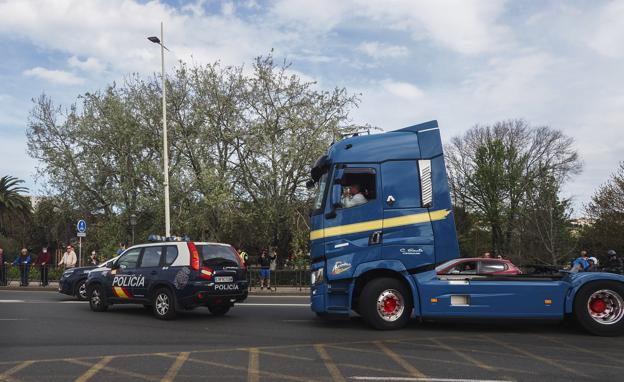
[586,257,599,272]
[482,252,492,259]
[603,250,624,274]
[34,246,51,286]
[570,250,590,273]
[12,248,31,286]
[58,245,77,269]
[270,250,277,271]
[258,250,271,290]
[0,247,6,286]
[116,243,127,255]
[89,250,98,266]
[239,248,249,267]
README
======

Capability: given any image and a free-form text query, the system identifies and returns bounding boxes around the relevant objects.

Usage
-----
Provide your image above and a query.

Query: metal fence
[0,264,311,289]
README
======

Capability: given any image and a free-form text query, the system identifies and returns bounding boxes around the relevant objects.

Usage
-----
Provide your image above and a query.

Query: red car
[436,258,522,275]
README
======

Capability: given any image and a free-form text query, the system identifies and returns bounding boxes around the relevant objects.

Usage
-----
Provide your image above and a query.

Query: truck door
[381,160,434,270]
[323,164,383,282]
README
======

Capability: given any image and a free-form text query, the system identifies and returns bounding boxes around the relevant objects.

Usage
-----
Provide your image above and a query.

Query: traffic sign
[77,232,86,237]
[77,220,87,233]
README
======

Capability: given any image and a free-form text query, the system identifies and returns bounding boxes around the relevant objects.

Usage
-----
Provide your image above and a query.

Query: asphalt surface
[1,290,623,382]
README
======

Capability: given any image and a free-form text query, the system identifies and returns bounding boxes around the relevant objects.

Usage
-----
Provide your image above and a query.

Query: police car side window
[118,249,141,269]
[140,246,162,268]
[164,246,178,266]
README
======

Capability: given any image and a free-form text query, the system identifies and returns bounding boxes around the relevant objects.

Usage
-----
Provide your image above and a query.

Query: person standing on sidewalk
[258,250,271,290]
[12,248,31,286]
[34,246,51,286]
[0,247,6,286]
[58,245,77,269]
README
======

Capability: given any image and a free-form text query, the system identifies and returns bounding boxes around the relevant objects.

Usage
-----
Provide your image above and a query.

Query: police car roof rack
[147,234,192,242]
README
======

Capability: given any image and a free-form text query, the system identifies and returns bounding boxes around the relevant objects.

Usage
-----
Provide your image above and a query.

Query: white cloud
[23,67,85,85]
[68,56,105,72]
[357,42,408,59]
[587,1,624,58]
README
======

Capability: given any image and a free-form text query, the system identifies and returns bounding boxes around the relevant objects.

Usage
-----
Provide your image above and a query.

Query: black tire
[574,281,624,336]
[75,279,88,301]
[359,277,413,330]
[88,284,108,312]
[208,304,231,316]
[152,288,176,320]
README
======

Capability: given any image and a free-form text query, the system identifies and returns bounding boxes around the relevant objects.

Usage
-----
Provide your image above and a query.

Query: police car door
[109,248,141,301]
[133,245,163,301]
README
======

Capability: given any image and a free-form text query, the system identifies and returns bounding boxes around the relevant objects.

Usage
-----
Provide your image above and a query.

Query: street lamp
[130,213,137,244]
[148,22,171,237]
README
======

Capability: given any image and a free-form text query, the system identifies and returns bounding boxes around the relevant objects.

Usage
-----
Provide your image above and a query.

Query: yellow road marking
[67,359,159,381]
[74,356,113,382]
[248,348,260,382]
[160,352,189,382]
[429,338,494,372]
[314,344,346,382]
[375,341,426,378]
[158,353,315,382]
[536,335,624,366]
[482,336,589,378]
[254,349,313,361]
[0,361,34,381]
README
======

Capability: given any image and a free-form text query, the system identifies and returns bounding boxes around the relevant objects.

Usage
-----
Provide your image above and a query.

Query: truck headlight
[311,268,324,285]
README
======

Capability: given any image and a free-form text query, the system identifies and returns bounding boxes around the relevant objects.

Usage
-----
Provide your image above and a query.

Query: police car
[59,257,118,300]
[85,238,248,319]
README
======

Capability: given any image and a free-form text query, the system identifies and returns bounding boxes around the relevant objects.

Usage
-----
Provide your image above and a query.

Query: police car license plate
[215,276,233,283]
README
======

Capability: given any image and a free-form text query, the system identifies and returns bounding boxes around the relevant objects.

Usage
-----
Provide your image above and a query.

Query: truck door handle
[369,231,382,246]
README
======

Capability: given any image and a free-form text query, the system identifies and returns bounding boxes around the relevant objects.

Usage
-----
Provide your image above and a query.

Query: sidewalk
[0,281,309,295]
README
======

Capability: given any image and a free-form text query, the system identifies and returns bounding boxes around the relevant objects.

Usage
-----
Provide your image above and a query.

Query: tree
[446,119,580,263]
[580,162,624,256]
[0,175,31,235]
[26,53,359,259]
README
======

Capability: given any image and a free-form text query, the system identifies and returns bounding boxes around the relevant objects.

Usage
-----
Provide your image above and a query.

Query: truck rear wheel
[574,281,624,336]
[360,277,412,330]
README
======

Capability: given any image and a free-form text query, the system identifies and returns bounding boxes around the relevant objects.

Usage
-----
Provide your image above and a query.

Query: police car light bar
[147,234,191,242]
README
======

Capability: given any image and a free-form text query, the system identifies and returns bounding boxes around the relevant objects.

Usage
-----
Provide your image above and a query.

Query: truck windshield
[313,173,328,210]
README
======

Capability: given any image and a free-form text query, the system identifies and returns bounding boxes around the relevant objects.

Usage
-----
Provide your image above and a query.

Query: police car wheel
[152,288,176,320]
[574,281,624,336]
[75,280,87,301]
[208,305,230,316]
[88,284,108,312]
[360,277,412,330]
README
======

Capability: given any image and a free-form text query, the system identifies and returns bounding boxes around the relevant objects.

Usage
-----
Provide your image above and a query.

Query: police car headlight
[311,268,324,285]
[63,269,75,278]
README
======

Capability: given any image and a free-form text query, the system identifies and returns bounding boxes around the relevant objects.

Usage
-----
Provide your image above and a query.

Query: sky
[0,0,623,215]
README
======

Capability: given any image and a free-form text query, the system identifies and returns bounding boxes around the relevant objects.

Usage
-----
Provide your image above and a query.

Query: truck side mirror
[325,183,342,219]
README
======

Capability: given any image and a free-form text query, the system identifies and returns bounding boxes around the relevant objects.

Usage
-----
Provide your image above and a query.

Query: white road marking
[350,378,511,382]
[0,318,28,321]
[0,300,24,303]
[239,303,310,307]
[249,295,309,298]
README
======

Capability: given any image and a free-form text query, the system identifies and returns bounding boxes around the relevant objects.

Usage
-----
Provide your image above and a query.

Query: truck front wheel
[360,278,412,330]
[574,281,624,336]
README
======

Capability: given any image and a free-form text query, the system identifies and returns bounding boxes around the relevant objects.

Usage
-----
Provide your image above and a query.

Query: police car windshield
[196,244,241,267]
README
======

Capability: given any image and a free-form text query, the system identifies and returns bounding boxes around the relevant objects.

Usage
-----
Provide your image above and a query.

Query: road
[1,290,623,382]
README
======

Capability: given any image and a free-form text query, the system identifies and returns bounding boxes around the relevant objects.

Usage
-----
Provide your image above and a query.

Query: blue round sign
[77,220,87,233]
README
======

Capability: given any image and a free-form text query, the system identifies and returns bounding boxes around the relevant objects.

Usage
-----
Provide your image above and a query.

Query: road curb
[0,286,310,296]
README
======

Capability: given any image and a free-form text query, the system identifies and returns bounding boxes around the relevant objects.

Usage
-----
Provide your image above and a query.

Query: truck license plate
[215,276,233,283]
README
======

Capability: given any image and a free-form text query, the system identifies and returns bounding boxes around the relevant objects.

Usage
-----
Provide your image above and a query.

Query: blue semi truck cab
[308,120,624,335]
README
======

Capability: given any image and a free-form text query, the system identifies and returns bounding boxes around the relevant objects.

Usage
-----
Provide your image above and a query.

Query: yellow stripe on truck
[309,209,450,241]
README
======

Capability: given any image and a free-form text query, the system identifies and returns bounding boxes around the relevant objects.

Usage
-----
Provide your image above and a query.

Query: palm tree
[0,175,32,233]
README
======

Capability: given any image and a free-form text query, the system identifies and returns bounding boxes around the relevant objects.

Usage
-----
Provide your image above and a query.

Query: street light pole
[148,22,171,237]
